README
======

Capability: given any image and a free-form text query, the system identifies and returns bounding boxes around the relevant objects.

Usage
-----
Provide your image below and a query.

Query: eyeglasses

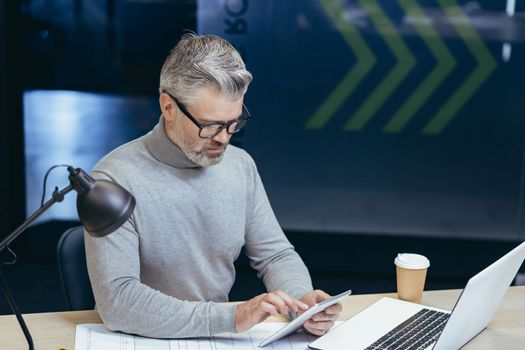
[165,91,251,139]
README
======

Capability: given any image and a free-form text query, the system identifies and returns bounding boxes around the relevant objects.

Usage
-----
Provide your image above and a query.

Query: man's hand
[299,290,342,336]
[235,290,309,332]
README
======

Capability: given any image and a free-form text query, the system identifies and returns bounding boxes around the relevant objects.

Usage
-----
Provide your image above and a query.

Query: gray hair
[159,33,252,105]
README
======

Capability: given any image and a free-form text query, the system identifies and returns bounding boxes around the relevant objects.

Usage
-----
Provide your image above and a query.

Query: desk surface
[1,286,524,349]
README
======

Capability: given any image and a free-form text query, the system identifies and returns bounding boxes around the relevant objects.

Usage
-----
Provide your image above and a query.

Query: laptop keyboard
[364,308,450,350]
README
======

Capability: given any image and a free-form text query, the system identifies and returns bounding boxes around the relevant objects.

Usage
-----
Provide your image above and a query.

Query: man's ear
[159,93,176,121]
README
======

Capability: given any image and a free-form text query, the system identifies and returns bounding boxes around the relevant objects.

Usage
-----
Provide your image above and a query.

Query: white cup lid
[395,253,430,269]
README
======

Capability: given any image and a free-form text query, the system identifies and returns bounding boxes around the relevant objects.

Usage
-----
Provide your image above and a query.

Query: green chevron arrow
[343,0,416,131]
[423,0,497,134]
[305,0,376,130]
[383,0,456,133]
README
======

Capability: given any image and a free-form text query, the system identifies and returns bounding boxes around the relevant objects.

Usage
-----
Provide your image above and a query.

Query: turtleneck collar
[144,116,202,169]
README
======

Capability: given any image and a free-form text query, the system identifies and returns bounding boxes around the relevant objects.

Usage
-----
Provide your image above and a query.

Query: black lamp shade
[76,179,136,237]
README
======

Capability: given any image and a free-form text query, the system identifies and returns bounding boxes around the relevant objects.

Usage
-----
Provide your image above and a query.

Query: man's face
[163,86,244,166]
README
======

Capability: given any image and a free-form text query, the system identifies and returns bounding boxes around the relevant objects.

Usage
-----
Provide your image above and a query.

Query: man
[85,33,341,338]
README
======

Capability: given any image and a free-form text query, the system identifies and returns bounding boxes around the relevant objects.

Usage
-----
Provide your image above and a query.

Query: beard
[185,149,224,167]
[181,140,227,167]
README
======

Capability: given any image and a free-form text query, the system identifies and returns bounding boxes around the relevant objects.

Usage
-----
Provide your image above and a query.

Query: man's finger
[273,291,301,313]
[265,293,290,315]
[304,322,325,336]
[324,302,342,314]
[260,301,279,316]
[313,289,331,302]
[304,319,333,334]
[307,319,334,329]
[312,311,338,322]
[276,291,309,312]
[305,326,326,336]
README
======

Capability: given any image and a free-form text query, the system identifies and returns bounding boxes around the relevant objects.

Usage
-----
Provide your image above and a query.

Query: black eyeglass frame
[164,91,251,139]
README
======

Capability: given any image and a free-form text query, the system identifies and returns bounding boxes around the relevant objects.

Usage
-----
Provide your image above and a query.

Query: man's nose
[212,127,231,144]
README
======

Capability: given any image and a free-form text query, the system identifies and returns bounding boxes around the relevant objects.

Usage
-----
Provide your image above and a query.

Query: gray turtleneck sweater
[84,117,313,338]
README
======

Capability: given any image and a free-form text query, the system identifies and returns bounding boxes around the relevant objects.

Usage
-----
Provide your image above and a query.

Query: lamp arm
[0,183,73,350]
[0,184,73,253]
[0,164,134,350]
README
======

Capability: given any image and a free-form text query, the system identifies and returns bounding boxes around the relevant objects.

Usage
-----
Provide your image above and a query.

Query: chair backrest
[56,226,95,310]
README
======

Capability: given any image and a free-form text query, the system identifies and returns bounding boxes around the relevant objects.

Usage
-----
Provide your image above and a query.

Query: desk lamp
[0,165,136,350]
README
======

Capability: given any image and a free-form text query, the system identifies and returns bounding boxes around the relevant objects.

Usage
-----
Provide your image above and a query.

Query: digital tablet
[258,289,352,347]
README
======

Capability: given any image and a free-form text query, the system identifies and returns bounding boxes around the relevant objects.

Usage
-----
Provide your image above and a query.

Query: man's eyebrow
[197,114,243,124]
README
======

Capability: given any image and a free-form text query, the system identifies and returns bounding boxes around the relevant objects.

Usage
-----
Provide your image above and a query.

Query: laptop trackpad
[309,298,424,350]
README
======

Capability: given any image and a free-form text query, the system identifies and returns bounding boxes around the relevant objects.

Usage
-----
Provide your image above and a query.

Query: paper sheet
[75,322,340,350]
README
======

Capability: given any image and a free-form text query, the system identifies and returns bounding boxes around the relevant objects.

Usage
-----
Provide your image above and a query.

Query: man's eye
[202,124,224,129]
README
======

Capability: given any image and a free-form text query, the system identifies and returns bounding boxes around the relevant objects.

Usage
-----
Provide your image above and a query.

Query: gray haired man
[85,33,341,339]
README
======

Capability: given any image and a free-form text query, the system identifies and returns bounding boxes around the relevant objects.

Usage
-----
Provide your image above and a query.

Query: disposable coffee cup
[394,253,430,304]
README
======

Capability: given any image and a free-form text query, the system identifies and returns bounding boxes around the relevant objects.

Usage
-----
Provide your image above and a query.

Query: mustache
[206,141,227,150]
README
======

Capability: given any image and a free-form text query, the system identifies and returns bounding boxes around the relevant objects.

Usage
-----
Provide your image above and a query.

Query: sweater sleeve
[84,172,237,338]
[243,160,314,300]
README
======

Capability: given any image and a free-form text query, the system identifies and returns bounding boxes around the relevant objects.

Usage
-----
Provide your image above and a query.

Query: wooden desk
[1,286,524,349]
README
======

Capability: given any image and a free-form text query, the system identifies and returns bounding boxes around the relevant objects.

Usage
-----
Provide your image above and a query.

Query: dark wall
[18,0,525,242]
[20,0,197,94]
[199,0,525,242]
[0,0,25,242]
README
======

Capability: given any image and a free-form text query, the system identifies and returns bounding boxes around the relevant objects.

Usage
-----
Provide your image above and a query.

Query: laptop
[309,241,525,350]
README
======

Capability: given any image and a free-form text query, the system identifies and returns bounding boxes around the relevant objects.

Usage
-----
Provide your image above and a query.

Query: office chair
[56,226,95,311]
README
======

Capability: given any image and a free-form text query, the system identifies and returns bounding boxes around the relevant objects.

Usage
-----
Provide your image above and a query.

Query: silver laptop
[309,241,525,350]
